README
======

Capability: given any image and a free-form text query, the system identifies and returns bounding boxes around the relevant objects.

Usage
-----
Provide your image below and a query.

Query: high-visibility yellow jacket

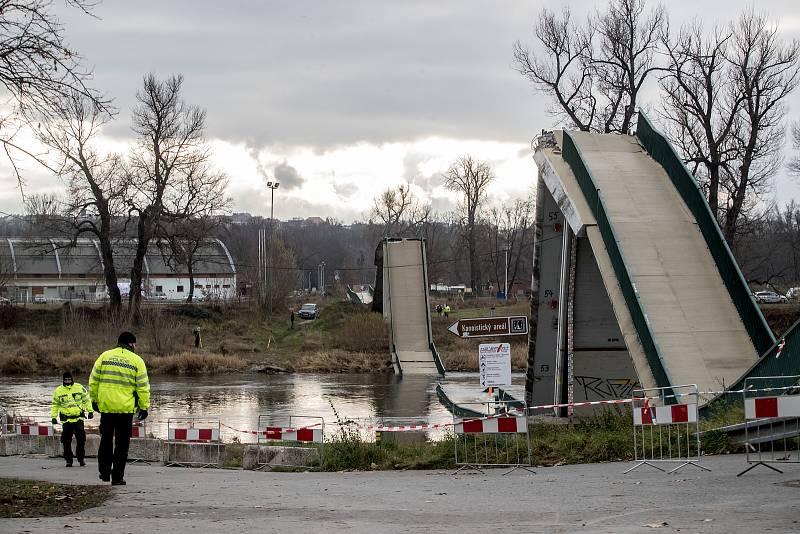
[51,383,92,423]
[89,346,150,413]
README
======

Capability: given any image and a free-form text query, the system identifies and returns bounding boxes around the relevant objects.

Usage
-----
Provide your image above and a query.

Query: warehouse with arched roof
[0,238,236,302]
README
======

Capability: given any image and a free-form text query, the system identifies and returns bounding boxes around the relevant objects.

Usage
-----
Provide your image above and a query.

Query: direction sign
[479,343,511,387]
[447,315,528,338]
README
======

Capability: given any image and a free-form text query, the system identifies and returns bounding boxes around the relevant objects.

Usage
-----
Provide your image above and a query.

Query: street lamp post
[263,181,279,311]
[265,181,280,221]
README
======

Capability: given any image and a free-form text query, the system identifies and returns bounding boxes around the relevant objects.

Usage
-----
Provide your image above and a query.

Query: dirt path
[0,455,798,533]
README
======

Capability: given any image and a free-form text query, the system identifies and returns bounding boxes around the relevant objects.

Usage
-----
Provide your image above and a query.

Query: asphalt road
[0,454,798,533]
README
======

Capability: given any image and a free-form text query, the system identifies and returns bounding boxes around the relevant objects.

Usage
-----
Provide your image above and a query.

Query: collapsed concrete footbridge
[528,113,799,409]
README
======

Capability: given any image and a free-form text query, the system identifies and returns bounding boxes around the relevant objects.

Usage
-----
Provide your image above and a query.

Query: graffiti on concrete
[574,375,640,400]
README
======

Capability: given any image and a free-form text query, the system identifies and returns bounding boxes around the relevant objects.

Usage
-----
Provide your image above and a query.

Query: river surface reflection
[0,373,525,442]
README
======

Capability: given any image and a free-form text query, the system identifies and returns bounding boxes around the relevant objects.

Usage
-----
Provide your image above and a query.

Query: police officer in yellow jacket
[51,370,93,467]
[89,331,150,485]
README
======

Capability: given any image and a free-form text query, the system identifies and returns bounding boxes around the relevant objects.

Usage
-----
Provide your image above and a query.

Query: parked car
[298,303,320,320]
[33,294,47,304]
[754,290,788,304]
[0,297,12,306]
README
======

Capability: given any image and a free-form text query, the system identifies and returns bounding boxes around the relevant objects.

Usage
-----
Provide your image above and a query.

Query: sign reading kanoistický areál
[447,316,528,338]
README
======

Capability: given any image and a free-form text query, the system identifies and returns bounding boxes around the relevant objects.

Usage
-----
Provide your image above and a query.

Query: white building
[0,238,237,302]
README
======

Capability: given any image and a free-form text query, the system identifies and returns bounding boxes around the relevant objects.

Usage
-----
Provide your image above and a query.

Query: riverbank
[0,298,530,375]
[1,455,797,532]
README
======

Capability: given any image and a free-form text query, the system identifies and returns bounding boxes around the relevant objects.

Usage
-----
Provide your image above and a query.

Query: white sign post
[478,343,512,388]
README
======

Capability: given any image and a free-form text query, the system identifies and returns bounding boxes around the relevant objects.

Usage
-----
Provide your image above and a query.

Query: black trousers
[98,412,133,481]
[61,420,86,464]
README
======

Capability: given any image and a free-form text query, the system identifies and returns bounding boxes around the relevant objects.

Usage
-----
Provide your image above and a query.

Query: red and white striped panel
[131,424,146,438]
[259,427,323,443]
[168,427,220,442]
[633,404,697,426]
[16,424,54,436]
[745,396,800,419]
[454,415,527,434]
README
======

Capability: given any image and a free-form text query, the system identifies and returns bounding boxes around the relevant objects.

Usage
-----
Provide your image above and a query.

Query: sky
[1,0,799,222]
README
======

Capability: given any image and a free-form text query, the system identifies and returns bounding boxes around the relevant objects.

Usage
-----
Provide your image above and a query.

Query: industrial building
[0,238,237,303]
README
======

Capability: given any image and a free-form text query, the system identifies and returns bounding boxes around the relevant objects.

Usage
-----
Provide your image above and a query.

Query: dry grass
[293,350,392,373]
[147,351,248,374]
[0,333,96,375]
[333,312,389,352]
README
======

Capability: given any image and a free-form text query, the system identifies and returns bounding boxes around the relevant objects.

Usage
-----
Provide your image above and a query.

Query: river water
[0,373,526,442]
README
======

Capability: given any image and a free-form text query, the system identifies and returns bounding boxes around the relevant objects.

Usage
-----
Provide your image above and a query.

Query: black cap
[62,370,73,381]
[118,331,137,345]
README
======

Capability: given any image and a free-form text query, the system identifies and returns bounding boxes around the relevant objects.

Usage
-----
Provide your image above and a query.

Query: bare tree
[485,197,534,297]
[0,1,109,185]
[660,24,741,221]
[443,155,494,294]
[790,121,800,177]
[126,73,229,316]
[160,216,222,303]
[660,11,799,245]
[371,183,430,237]
[16,93,127,310]
[514,0,666,133]
[722,10,800,243]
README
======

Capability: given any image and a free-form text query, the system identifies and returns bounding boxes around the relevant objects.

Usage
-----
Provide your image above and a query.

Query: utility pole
[264,181,280,311]
[504,248,509,300]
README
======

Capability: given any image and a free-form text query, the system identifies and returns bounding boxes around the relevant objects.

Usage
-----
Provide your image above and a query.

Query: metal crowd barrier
[255,414,324,470]
[164,417,221,468]
[452,400,533,475]
[626,384,709,474]
[738,375,800,476]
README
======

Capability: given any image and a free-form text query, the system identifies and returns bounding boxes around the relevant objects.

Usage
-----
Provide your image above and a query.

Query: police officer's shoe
[79,460,86,467]
[99,474,110,482]
[65,462,73,467]
[111,480,126,486]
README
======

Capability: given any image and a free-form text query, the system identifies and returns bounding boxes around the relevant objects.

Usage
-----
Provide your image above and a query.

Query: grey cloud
[272,161,305,191]
[334,182,359,198]
[56,1,800,151]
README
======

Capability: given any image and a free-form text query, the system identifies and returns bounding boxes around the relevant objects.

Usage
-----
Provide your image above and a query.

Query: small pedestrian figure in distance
[290,308,295,329]
[194,327,202,349]
[436,304,443,317]
[443,304,451,318]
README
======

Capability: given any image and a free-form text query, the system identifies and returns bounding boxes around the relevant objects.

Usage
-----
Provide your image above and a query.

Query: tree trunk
[97,220,121,312]
[128,216,150,319]
[187,256,195,303]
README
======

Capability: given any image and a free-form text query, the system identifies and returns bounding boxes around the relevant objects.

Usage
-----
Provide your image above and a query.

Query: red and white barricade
[5,415,55,437]
[452,400,533,475]
[738,375,800,476]
[454,414,528,434]
[626,385,709,474]
[130,421,147,439]
[16,422,56,436]
[256,415,325,470]
[165,417,222,468]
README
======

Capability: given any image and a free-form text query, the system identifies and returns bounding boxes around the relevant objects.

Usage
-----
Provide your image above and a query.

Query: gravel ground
[0,454,798,533]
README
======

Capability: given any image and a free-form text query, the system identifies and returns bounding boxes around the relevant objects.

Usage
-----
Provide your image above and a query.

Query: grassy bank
[3,297,794,376]
[0,298,531,375]
[317,409,743,471]
[0,478,111,518]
